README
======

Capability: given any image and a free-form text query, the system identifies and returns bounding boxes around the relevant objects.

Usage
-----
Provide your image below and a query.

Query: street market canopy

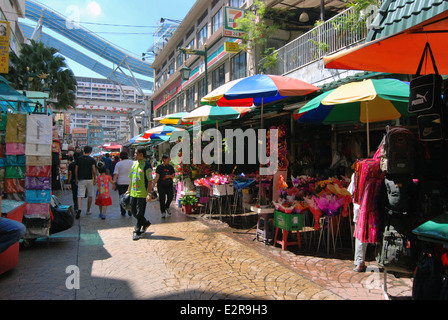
[323,1,448,74]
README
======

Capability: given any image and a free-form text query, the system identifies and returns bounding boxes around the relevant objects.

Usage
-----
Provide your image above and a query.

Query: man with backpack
[127,146,154,241]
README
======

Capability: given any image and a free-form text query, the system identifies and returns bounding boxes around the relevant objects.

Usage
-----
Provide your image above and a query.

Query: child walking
[95,166,112,219]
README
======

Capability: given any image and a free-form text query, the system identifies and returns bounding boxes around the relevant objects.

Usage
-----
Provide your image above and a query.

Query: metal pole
[204,45,208,95]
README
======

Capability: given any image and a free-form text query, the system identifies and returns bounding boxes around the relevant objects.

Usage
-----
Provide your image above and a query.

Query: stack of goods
[4,114,26,201]
[23,114,53,239]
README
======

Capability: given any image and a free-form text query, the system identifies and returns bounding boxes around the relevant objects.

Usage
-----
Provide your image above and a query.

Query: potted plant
[180,195,198,214]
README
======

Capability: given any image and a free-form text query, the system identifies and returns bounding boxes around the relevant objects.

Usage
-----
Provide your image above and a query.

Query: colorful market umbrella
[159,112,193,125]
[182,105,252,173]
[202,74,319,204]
[294,78,412,154]
[201,74,320,108]
[181,105,252,123]
[140,125,184,139]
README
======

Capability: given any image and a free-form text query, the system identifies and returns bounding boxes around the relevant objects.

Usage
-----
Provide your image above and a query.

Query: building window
[186,38,195,50]
[186,86,196,111]
[212,10,222,34]
[169,61,175,75]
[212,64,225,90]
[177,93,185,112]
[169,100,175,114]
[231,51,246,80]
[176,52,184,70]
[229,0,244,7]
[197,25,208,48]
[198,77,207,101]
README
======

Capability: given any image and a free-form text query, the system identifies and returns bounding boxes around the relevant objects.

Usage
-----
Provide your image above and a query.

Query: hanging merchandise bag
[383,174,414,214]
[376,213,417,273]
[26,155,52,166]
[412,249,444,300]
[25,176,52,190]
[25,189,52,203]
[379,127,416,174]
[25,165,52,178]
[417,113,444,141]
[5,143,25,155]
[409,42,444,114]
[26,114,52,145]
[5,114,26,143]
[25,143,52,156]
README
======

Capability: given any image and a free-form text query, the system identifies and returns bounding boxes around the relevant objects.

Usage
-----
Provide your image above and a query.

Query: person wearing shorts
[75,146,97,219]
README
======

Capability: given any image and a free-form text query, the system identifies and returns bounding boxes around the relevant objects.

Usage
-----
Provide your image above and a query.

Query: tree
[6,40,77,110]
[236,0,277,76]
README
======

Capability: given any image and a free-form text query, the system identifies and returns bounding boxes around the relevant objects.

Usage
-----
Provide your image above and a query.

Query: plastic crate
[274,210,303,231]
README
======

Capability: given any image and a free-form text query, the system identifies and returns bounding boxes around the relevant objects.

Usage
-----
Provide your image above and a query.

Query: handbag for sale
[26,114,53,145]
[417,113,444,141]
[409,42,444,114]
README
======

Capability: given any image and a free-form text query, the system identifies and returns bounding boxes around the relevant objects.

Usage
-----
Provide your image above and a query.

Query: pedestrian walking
[101,153,113,175]
[127,146,154,240]
[67,153,79,213]
[95,166,112,220]
[112,151,133,216]
[75,146,97,219]
[153,154,175,218]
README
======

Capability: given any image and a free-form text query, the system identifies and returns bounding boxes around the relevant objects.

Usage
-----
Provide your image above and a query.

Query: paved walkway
[0,189,413,301]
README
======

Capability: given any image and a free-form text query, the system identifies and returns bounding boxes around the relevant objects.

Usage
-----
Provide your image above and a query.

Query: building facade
[70,77,145,144]
[149,0,350,121]
[0,0,26,55]
[151,0,249,119]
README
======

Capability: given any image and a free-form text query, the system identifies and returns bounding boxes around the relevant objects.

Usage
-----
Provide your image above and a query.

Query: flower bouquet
[280,200,295,214]
[294,201,309,214]
[304,196,322,231]
[313,194,344,217]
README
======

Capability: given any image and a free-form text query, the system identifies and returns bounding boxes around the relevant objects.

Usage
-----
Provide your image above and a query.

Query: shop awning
[324,6,448,74]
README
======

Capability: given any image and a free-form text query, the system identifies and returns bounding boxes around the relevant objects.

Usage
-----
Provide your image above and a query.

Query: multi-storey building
[0,0,26,55]
[70,77,146,144]
[150,0,348,121]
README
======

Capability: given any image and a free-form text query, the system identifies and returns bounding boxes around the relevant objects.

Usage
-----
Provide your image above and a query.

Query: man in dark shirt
[75,146,97,219]
[101,153,113,175]
[153,154,175,218]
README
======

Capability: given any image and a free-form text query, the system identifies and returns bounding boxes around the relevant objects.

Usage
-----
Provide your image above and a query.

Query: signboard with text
[0,21,10,74]
[223,7,246,39]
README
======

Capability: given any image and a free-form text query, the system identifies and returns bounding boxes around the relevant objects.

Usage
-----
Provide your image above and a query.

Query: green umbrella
[294,78,412,153]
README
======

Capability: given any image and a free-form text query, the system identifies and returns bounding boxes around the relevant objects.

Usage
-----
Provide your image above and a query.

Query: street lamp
[179,65,192,81]
[178,45,208,94]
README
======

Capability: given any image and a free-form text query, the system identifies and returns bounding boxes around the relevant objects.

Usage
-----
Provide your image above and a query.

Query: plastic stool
[256,213,274,243]
[274,227,301,251]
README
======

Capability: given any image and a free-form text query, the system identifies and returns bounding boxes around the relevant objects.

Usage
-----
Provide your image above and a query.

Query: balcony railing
[262,7,369,75]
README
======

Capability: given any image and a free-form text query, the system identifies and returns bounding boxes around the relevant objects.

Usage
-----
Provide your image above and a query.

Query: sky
[21,0,197,80]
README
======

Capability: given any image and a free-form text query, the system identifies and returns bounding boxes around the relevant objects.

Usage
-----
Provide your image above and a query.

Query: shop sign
[223,7,245,39]
[0,21,10,74]
[224,42,239,53]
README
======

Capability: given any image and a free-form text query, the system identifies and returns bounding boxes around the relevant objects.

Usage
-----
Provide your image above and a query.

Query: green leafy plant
[180,195,198,206]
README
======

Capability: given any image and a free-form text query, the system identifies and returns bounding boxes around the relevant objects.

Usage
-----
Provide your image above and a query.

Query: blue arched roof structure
[24,0,154,91]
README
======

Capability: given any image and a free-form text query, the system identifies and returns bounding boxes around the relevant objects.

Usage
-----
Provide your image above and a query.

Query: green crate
[274,210,303,231]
